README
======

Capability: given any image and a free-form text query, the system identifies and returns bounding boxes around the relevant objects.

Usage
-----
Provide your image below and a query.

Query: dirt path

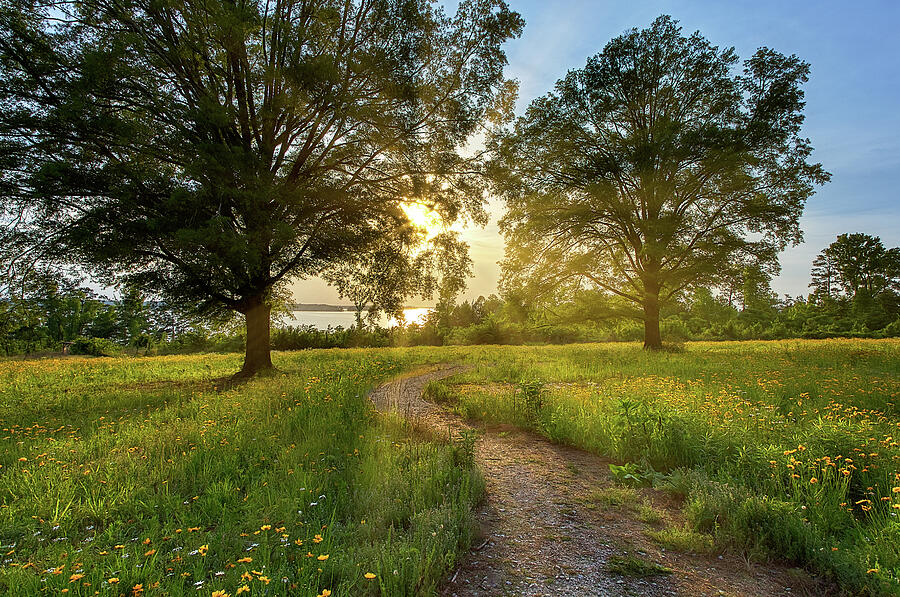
[370,366,820,597]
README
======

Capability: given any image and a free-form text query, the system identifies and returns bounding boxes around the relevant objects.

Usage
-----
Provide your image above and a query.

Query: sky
[291,0,900,305]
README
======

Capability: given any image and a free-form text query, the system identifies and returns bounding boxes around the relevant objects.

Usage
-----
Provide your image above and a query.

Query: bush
[271,325,391,350]
[70,336,121,357]
[660,317,691,342]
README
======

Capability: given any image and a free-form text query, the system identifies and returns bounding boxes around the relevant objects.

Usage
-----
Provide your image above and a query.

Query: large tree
[811,233,900,300]
[489,16,828,349]
[0,0,523,374]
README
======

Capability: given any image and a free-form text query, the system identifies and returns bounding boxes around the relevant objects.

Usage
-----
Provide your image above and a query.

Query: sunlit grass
[2,339,898,595]
[0,350,481,596]
[435,339,900,594]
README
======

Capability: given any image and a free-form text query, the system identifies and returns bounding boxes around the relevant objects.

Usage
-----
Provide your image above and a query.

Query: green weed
[606,554,672,577]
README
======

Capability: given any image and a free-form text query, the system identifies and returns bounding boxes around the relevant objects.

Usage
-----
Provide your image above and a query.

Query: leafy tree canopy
[489,15,829,348]
[810,233,900,300]
[0,0,523,374]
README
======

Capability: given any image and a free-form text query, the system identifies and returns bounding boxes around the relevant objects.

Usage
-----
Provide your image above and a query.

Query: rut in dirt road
[370,366,810,597]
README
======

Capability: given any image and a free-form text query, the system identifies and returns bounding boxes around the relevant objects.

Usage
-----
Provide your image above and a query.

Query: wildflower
[212,591,230,597]
[364,572,376,579]
[236,587,250,595]
[144,549,156,556]
[893,487,900,493]
[260,525,271,531]
[313,534,323,543]
[258,576,270,584]
[69,573,85,582]
[109,578,119,584]
[241,571,252,582]
[318,590,331,597]
[237,557,252,563]
[317,554,329,561]
[867,569,878,574]
[198,544,209,556]
[142,538,151,545]
[809,478,818,484]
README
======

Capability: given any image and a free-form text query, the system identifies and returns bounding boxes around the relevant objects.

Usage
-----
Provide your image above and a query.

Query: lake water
[281,307,431,330]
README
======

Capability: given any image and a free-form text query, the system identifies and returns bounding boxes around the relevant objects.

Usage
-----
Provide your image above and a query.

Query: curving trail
[371,366,821,597]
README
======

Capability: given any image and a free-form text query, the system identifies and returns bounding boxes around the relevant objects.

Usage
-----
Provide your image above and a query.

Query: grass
[605,554,672,577]
[590,486,638,510]
[0,350,482,596]
[2,339,899,595]
[646,527,715,554]
[435,339,900,595]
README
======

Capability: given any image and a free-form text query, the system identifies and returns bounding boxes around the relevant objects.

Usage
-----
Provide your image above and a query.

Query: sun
[401,202,443,238]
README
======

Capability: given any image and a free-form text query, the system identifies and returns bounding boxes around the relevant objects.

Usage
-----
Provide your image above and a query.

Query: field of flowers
[0,350,481,596]
[428,339,900,595]
[2,340,898,595]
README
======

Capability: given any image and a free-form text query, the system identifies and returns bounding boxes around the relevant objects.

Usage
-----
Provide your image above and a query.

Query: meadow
[1,339,898,595]
[0,350,481,596]
[428,339,900,595]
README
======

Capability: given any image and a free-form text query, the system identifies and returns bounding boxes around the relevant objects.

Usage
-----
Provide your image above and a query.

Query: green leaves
[1,0,522,371]
[490,15,828,348]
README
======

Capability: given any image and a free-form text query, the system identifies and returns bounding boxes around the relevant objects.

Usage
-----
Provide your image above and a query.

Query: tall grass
[437,340,900,595]
[3,340,898,594]
[0,350,481,596]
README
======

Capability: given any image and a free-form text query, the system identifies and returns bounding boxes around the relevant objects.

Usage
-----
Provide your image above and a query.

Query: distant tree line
[3,231,893,356]
[401,232,900,346]
[0,269,225,356]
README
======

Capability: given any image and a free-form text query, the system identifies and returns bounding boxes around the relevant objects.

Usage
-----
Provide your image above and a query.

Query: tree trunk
[238,300,274,377]
[642,288,662,350]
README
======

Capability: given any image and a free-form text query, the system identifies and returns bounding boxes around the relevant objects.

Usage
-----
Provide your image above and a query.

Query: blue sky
[295,0,900,304]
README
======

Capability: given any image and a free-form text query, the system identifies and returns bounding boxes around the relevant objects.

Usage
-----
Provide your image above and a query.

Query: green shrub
[70,336,121,356]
